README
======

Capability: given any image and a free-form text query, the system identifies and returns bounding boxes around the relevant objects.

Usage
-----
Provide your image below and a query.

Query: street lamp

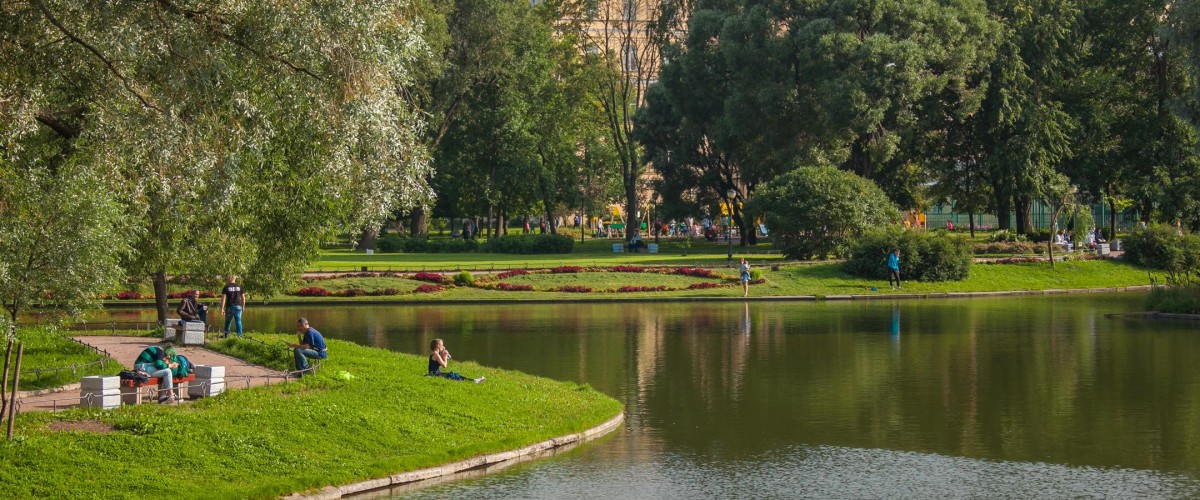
[726,188,737,262]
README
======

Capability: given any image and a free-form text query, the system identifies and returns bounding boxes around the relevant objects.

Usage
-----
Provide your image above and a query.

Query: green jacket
[135,346,170,371]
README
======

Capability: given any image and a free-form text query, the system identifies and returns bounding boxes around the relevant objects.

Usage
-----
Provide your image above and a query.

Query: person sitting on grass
[134,344,179,404]
[428,338,484,383]
[286,317,327,376]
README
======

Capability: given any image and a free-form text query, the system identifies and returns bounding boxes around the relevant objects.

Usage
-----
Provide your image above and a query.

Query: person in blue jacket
[887,249,901,290]
[287,317,327,375]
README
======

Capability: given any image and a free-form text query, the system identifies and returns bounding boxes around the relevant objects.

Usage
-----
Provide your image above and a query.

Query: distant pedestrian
[220,275,246,338]
[739,258,751,297]
[887,249,901,290]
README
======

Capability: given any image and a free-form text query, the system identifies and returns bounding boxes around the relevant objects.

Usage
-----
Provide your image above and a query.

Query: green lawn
[5,327,124,391]
[0,334,622,499]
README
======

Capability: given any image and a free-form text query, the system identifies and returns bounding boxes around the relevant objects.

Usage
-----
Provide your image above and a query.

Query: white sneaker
[473,377,485,384]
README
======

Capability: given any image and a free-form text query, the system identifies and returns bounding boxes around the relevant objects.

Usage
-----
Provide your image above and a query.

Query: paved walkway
[16,336,289,412]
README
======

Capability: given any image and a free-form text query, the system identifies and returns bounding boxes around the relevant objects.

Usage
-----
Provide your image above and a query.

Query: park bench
[120,374,196,404]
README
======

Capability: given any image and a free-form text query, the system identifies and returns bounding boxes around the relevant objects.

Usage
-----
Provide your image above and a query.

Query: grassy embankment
[0,334,622,499]
[3,327,123,391]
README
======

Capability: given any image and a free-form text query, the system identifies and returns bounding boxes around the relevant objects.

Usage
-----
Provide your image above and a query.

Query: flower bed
[494,269,529,280]
[296,287,331,297]
[494,282,534,292]
[551,266,584,273]
[687,282,723,290]
[616,285,669,293]
[414,284,445,293]
[411,272,446,284]
[554,285,593,293]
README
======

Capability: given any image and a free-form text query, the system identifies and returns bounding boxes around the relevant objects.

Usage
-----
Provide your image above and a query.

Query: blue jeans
[135,363,173,390]
[224,305,243,337]
[294,348,327,370]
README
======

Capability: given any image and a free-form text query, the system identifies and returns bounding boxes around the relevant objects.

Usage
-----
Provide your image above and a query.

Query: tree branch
[32,0,163,113]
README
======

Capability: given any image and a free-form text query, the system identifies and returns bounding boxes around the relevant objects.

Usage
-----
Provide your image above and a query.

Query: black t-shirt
[222,283,244,307]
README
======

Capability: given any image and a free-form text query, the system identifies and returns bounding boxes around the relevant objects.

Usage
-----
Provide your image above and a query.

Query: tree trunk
[486,204,494,239]
[153,270,169,326]
[624,182,639,243]
[1016,195,1033,234]
[357,226,379,251]
[410,207,428,237]
[968,211,976,238]
[995,188,1012,231]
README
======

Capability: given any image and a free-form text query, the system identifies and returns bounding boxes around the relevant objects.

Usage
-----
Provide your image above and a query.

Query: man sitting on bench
[627,230,646,253]
[176,289,207,325]
[134,344,179,404]
[286,317,327,376]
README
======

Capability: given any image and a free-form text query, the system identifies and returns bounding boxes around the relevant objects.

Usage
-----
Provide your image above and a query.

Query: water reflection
[86,294,1200,496]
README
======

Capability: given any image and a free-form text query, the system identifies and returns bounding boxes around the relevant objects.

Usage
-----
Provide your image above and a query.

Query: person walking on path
[739,258,751,297]
[219,275,246,338]
[428,339,484,383]
[887,249,902,290]
[287,317,327,375]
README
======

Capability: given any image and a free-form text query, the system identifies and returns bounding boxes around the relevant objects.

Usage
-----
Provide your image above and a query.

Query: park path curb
[285,411,625,499]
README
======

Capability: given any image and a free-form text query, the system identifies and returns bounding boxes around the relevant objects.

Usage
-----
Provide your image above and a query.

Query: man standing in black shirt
[219,275,246,338]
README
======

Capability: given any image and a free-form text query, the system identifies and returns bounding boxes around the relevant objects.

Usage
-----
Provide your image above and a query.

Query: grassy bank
[1146,286,1200,314]
[0,335,622,499]
[4,327,123,391]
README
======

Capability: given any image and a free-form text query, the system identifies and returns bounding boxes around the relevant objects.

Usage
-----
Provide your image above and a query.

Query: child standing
[887,249,901,290]
[739,258,751,297]
[429,339,484,383]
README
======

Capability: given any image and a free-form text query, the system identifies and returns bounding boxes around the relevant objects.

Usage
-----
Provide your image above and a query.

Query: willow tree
[1,1,433,323]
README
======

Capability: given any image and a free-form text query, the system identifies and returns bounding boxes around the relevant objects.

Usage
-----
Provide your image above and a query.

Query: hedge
[844,227,972,282]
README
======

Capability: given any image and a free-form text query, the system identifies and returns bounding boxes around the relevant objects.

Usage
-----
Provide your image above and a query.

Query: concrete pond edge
[286,411,626,499]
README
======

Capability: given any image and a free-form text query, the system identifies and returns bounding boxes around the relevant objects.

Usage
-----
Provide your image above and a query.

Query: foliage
[295,287,332,297]
[844,227,973,282]
[552,266,584,273]
[1146,286,1200,314]
[988,229,1028,243]
[974,242,1045,255]
[494,270,529,280]
[453,271,475,287]
[376,234,405,253]
[481,234,574,254]
[1123,225,1200,285]
[0,336,621,498]
[553,285,593,293]
[411,272,446,284]
[748,167,900,259]
[413,284,445,293]
[494,283,534,292]
[401,237,481,254]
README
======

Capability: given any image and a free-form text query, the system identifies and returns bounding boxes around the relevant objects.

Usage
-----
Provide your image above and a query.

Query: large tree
[1,1,432,323]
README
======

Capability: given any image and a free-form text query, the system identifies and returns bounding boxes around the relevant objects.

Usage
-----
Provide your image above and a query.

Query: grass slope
[5,327,123,391]
[0,335,622,499]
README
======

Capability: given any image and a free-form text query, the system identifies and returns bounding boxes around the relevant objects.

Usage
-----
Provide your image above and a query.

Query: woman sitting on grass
[428,339,484,383]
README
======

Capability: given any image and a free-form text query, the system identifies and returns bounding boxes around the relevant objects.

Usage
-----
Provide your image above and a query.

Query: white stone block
[181,330,205,345]
[80,393,121,409]
[81,375,119,391]
[180,321,206,332]
[193,365,225,378]
[162,328,177,342]
[164,319,183,328]
[119,384,141,405]
[189,378,225,398]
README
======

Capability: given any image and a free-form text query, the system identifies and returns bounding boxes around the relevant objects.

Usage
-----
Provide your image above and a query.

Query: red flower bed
[554,285,593,293]
[674,267,719,278]
[414,284,445,293]
[369,288,401,296]
[335,288,369,297]
[611,266,644,273]
[687,282,722,290]
[616,285,668,293]
[495,269,529,280]
[551,266,584,273]
[411,272,446,283]
[116,291,143,300]
[296,287,331,297]
[495,282,534,291]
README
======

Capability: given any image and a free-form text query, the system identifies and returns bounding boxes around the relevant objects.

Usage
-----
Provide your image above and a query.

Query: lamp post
[726,188,737,262]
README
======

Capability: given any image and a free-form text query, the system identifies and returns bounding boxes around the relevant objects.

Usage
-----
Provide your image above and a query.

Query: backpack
[118,370,150,383]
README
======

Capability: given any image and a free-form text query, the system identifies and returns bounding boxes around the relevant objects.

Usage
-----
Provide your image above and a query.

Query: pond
[100,294,1200,498]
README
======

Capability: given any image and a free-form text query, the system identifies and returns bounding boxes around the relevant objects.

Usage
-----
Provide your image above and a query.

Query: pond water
[99,294,1200,498]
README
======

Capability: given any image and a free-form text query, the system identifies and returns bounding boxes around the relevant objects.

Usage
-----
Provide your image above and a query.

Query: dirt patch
[48,420,115,434]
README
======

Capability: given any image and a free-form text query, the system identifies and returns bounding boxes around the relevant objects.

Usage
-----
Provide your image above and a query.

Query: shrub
[554,285,593,293]
[1146,286,1200,314]
[453,271,474,286]
[1124,225,1200,285]
[376,233,404,253]
[411,272,445,284]
[495,282,534,291]
[844,227,972,282]
[749,269,763,281]
[973,241,1044,255]
[617,285,669,293]
[482,234,574,254]
[746,166,899,259]
[1027,229,1053,244]
[336,288,369,297]
[368,288,401,296]
[494,269,528,280]
[988,229,1027,243]
[687,282,721,290]
[551,266,584,273]
[295,287,331,297]
[673,267,718,278]
[413,284,445,293]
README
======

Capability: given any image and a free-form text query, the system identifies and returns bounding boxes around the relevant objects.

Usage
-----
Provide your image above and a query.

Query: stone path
[15,336,289,412]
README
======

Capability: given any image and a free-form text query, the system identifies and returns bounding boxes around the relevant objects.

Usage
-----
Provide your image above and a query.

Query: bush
[411,272,445,284]
[453,271,474,286]
[746,166,899,259]
[295,287,331,297]
[988,229,1027,243]
[1124,225,1200,286]
[495,283,534,291]
[482,234,574,254]
[376,233,404,253]
[1146,286,1200,314]
[749,269,763,281]
[973,241,1044,255]
[1027,229,1053,244]
[844,227,972,282]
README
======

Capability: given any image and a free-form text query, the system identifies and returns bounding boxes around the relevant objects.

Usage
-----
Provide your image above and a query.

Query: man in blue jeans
[134,344,179,403]
[219,275,246,337]
[287,317,327,375]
